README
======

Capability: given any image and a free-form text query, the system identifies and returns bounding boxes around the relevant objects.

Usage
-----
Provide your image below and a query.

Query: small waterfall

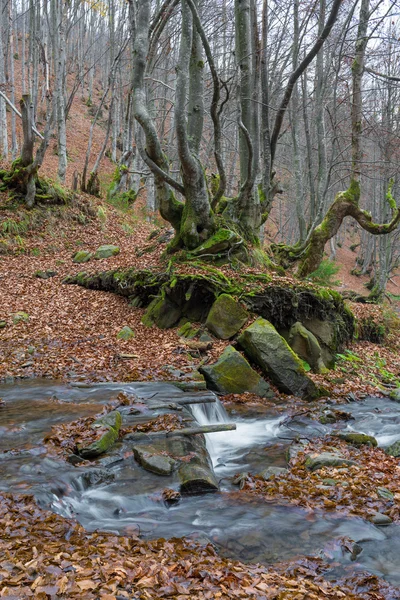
[189,395,285,472]
[190,395,230,426]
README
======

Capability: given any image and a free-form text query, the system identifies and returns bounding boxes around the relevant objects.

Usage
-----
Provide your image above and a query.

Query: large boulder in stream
[199,345,274,398]
[238,318,321,399]
[205,294,248,339]
[77,411,122,459]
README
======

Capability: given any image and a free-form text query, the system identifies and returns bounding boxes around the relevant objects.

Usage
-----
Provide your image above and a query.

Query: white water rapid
[190,397,286,473]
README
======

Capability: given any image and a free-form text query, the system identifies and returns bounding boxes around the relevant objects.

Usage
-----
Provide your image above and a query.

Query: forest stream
[2,380,400,590]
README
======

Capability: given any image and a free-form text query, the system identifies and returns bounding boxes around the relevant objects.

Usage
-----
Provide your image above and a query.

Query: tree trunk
[294,0,400,278]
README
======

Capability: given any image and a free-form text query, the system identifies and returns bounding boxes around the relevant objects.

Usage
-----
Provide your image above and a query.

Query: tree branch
[270,0,342,166]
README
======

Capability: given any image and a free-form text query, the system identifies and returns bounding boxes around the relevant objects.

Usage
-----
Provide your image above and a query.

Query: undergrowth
[307,259,341,286]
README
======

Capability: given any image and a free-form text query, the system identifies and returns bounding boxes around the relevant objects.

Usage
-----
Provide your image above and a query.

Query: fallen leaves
[236,437,400,523]
[1,491,392,600]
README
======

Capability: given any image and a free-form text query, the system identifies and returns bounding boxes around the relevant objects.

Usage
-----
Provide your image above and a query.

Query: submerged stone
[238,318,320,399]
[94,244,120,259]
[371,512,393,526]
[199,345,274,398]
[133,446,176,475]
[205,293,248,340]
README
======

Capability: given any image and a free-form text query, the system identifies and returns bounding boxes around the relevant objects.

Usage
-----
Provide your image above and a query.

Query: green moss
[333,432,377,447]
[177,322,199,339]
[189,229,241,257]
[13,311,29,324]
[117,326,135,340]
[386,179,396,211]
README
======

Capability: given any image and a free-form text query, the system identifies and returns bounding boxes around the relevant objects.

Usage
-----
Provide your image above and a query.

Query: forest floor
[1,190,400,599]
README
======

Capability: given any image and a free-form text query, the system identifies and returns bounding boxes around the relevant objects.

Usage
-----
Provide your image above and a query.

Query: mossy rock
[199,345,274,398]
[77,410,122,459]
[34,270,57,279]
[332,432,377,447]
[117,326,135,340]
[305,452,358,472]
[238,318,321,400]
[288,322,328,374]
[177,322,200,339]
[389,389,400,403]
[205,293,248,340]
[142,295,181,329]
[190,229,241,257]
[13,311,29,324]
[73,250,92,264]
[386,440,400,458]
[94,245,120,259]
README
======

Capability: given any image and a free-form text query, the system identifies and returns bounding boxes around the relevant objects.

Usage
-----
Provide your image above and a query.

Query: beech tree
[1,0,399,286]
[127,0,400,279]
[129,0,350,256]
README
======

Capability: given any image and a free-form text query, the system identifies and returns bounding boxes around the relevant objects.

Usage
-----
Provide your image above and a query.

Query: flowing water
[2,379,400,585]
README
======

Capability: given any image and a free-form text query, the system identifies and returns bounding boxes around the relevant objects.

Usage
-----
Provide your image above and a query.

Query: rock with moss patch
[302,318,338,368]
[133,445,176,475]
[199,345,274,398]
[177,322,199,339]
[77,410,122,459]
[238,318,321,400]
[377,487,394,501]
[117,326,135,340]
[72,250,92,263]
[332,431,377,447]
[35,270,57,279]
[288,322,328,374]
[371,512,392,526]
[190,229,241,257]
[205,294,248,340]
[305,452,358,472]
[142,295,181,329]
[13,311,29,324]
[386,440,400,458]
[389,389,400,403]
[94,245,120,259]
